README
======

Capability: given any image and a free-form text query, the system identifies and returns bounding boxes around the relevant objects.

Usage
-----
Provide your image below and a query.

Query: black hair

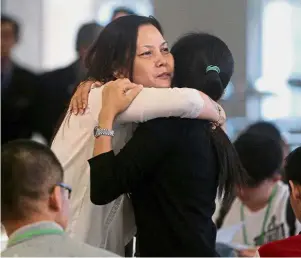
[75,22,103,53]
[1,14,20,41]
[111,6,136,20]
[285,146,301,185]
[1,140,64,221]
[85,15,163,83]
[234,132,283,186]
[171,33,248,205]
[245,121,282,143]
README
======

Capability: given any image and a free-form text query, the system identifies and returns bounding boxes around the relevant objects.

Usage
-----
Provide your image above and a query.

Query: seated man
[214,133,301,255]
[259,146,301,257]
[1,140,117,257]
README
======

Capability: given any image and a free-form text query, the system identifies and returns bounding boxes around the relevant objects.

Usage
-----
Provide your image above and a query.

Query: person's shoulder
[86,86,103,116]
[13,63,37,76]
[77,243,118,257]
[64,235,119,257]
[140,118,209,139]
[1,234,119,257]
[259,234,301,257]
[40,62,76,85]
[140,117,181,132]
[42,62,74,77]
[274,181,290,207]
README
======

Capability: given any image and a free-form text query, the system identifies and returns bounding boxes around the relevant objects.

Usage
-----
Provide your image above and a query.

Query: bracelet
[211,101,223,130]
[94,126,115,138]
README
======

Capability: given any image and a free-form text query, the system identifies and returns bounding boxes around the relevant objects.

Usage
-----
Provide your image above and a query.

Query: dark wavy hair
[85,15,163,83]
[171,33,249,205]
[52,15,163,143]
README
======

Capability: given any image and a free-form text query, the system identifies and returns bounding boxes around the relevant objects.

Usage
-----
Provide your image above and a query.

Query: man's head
[1,140,71,234]
[75,22,103,60]
[234,133,283,205]
[285,147,301,222]
[1,14,19,58]
[245,121,290,163]
[111,7,136,21]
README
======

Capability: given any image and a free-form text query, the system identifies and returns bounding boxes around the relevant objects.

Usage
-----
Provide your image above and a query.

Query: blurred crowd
[1,6,301,258]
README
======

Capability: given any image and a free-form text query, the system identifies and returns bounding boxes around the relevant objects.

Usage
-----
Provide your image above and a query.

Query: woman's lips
[157,72,171,79]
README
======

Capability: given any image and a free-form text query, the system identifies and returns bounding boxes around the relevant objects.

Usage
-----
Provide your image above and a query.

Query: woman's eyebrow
[139,41,168,48]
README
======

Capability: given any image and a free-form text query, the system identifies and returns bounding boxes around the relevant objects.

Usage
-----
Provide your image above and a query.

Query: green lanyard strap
[8,228,64,247]
[240,184,278,246]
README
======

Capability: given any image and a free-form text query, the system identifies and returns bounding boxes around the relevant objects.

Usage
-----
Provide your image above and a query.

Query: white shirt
[214,181,301,248]
[51,86,204,255]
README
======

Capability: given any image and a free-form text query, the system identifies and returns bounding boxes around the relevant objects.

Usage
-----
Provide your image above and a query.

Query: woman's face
[132,24,174,88]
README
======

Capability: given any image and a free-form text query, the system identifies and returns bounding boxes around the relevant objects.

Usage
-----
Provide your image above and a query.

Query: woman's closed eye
[161,47,170,54]
[139,51,152,57]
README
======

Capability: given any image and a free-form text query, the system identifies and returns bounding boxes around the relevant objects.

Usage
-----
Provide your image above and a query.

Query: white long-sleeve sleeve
[89,87,204,123]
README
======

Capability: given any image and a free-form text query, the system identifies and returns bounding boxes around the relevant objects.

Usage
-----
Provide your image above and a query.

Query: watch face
[94,126,99,137]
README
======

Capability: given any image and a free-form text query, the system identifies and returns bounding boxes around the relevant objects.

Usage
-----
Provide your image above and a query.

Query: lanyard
[8,228,64,247]
[240,185,278,246]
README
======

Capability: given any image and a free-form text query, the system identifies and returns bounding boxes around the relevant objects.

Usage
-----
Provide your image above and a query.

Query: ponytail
[204,71,249,206]
[208,127,248,206]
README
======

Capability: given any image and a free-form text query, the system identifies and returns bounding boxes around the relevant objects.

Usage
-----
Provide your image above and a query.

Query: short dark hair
[245,121,282,143]
[111,6,136,20]
[171,33,247,205]
[75,22,103,52]
[1,14,20,41]
[1,140,64,221]
[85,15,163,83]
[285,146,301,185]
[234,132,283,186]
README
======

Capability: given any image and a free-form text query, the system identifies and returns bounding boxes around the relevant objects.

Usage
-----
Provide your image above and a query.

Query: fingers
[71,81,95,115]
[237,248,258,257]
[126,85,143,103]
[70,95,78,115]
[124,83,142,91]
[91,81,102,88]
[80,83,93,114]
[77,83,89,114]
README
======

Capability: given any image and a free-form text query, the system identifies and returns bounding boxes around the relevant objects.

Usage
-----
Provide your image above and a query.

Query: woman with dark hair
[52,16,225,255]
[85,33,248,256]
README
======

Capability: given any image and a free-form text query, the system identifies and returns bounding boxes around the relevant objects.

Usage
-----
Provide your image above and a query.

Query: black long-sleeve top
[89,118,219,257]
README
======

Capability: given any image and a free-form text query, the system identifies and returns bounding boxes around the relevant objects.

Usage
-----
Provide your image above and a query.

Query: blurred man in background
[259,146,301,257]
[38,22,103,144]
[1,14,39,145]
[111,6,136,21]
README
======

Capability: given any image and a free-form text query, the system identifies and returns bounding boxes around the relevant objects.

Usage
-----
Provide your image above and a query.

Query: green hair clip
[206,65,220,74]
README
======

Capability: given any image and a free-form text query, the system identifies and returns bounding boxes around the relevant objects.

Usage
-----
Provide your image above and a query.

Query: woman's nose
[155,54,167,67]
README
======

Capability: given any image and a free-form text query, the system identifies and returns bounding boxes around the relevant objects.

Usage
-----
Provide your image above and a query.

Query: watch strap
[94,126,115,138]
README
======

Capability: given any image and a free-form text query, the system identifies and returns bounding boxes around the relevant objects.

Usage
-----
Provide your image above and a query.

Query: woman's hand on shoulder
[100,78,143,121]
[70,80,102,115]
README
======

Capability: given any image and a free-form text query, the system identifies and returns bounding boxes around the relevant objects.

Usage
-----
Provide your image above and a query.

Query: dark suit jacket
[89,118,219,257]
[1,64,39,145]
[37,60,82,144]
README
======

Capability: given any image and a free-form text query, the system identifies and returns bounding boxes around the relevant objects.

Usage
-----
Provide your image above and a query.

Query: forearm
[198,92,225,124]
[116,87,204,123]
[93,109,115,157]
[116,87,225,124]
[197,92,218,120]
[89,120,172,205]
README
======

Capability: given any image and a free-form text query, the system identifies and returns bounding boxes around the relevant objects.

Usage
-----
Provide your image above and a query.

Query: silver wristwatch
[93,126,115,138]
